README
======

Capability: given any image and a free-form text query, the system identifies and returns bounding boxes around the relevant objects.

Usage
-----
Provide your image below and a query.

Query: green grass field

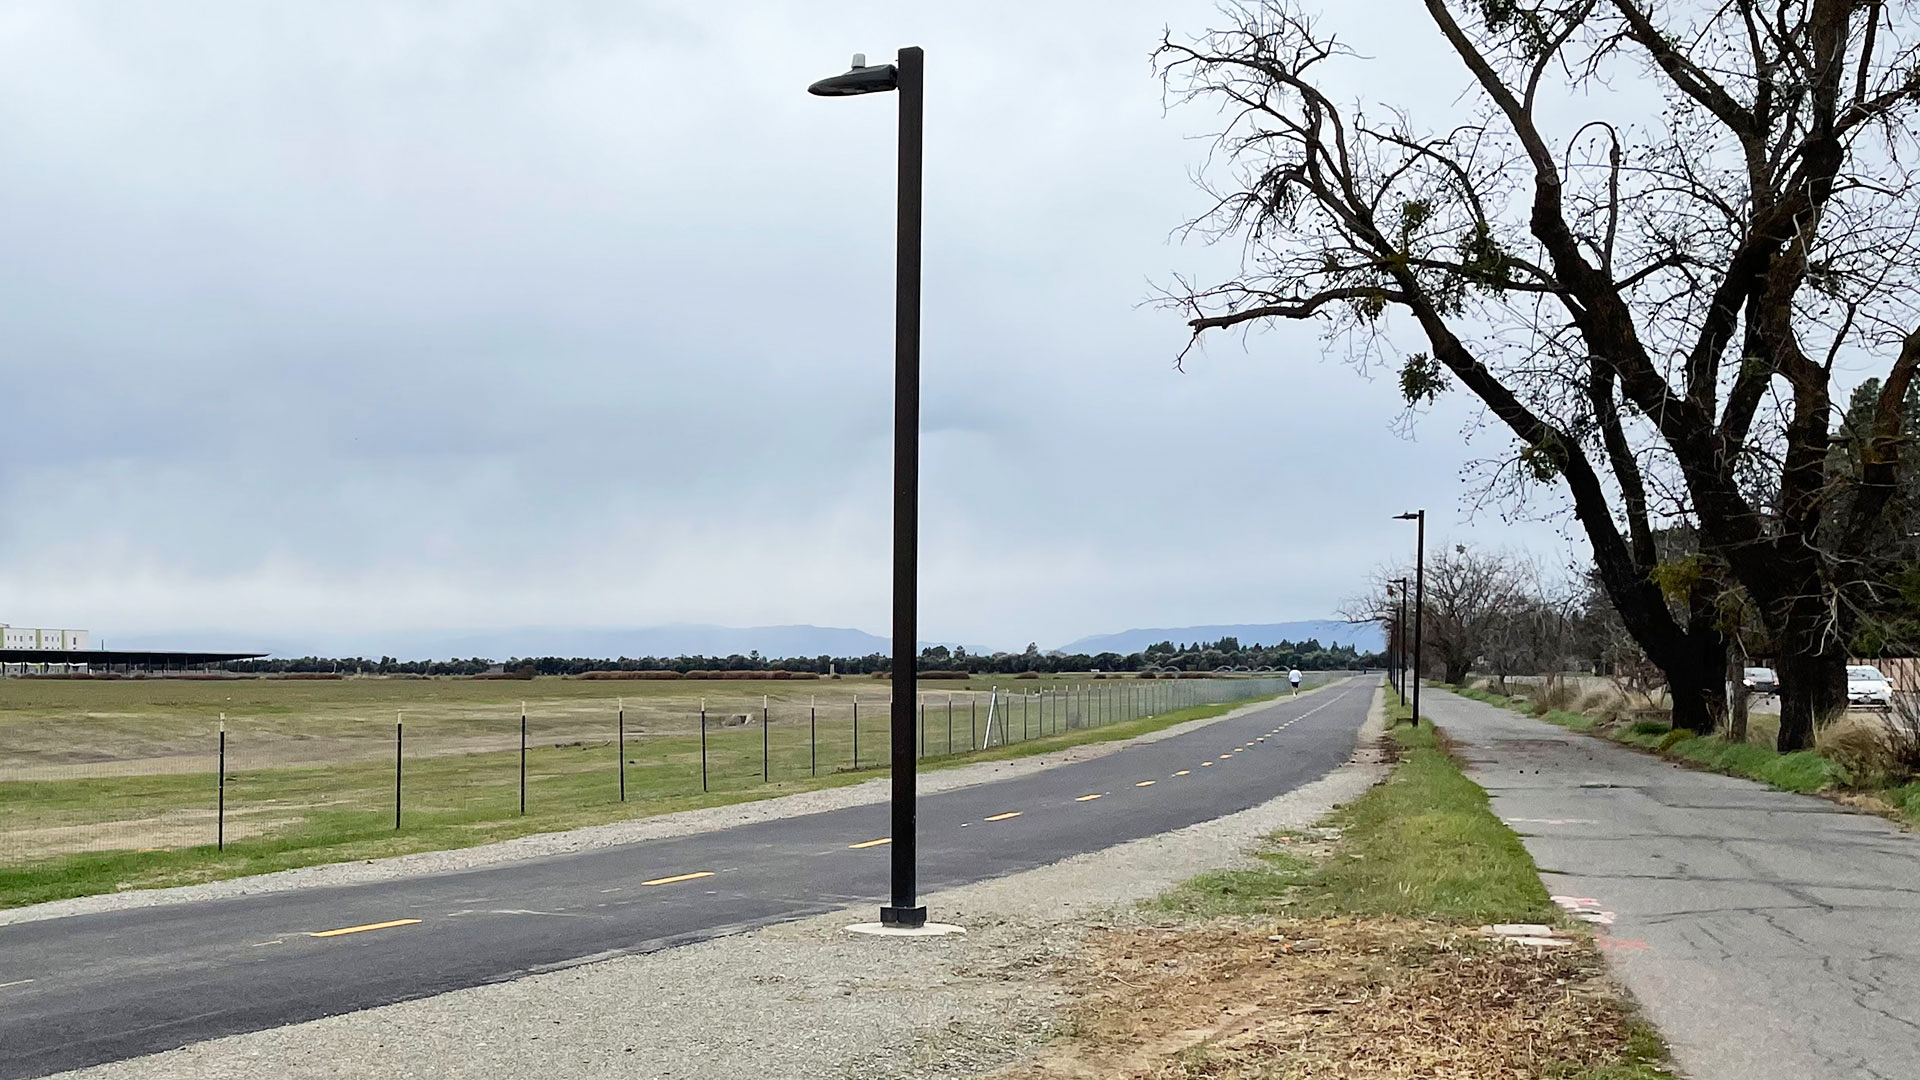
[0,673,1315,908]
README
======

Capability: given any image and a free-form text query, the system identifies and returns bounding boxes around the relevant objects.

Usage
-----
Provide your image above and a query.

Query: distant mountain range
[105,619,1379,661]
[1057,620,1383,656]
[111,624,898,662]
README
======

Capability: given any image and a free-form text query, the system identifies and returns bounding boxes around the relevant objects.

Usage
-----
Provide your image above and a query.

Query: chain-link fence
[0,676,1297,879]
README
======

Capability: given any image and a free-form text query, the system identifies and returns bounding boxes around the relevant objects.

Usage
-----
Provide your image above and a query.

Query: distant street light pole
[1390,576,1410,705]
[810,46,927,930]
[1394,512,1425,725]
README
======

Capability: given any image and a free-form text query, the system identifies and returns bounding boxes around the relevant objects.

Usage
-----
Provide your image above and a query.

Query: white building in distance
[1,624,93,674]
[2,625,91,650]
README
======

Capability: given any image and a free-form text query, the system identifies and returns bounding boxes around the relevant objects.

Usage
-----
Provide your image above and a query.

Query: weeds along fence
[0,677,1290,870]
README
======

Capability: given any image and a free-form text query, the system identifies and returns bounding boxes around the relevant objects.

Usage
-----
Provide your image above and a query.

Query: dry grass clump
[1530,679,1580,716]
[1817,708,1920,786]
[1579,688,1631,723]
[988,918,1657,1080]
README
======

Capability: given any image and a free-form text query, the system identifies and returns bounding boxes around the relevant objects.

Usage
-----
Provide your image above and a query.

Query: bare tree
[1483,558,1586,693]
[1158,2,1920,749]
[1354,545,1537,684]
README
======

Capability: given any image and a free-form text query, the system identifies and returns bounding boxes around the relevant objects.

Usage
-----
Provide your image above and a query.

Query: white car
[1847,665,1893,709]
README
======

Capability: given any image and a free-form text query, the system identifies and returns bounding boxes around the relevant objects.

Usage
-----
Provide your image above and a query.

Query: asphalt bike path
[1426,687,1920,1080]
[0,682,1369,1079]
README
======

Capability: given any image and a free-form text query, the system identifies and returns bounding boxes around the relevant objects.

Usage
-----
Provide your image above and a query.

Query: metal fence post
[395,715,403,830]
[762,695,770,783]
[946,694,953,755]
[810,695,817,777]
[519,702,527,816]
[700,699,708,792]
[971,696,977,751]
[217,715,226,851]
[852,693,860,770]
[618,698,626,803]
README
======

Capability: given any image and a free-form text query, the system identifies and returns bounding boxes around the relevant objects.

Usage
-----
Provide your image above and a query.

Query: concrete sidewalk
[1425,688,1920,1080]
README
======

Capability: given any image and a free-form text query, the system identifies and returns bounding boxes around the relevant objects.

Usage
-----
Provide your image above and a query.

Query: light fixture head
[808,54,900,97]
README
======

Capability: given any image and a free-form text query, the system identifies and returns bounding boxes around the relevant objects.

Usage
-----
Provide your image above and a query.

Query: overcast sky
[0,0,1579,655]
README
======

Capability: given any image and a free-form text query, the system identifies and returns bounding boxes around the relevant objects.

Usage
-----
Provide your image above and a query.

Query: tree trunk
[1776,649,1847,752]
[1666,654,1728,735]
[1728,655,1749,743]
[1652,606,1729,735]
[1443,659,1471,684]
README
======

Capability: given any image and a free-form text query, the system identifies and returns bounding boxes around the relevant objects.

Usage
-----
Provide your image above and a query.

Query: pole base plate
[879,904,927,928]
[847,920,965,938]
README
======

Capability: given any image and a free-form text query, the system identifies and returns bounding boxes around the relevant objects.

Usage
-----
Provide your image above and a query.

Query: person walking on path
[1424,685,1920,1080]
[1288,668,1302,694]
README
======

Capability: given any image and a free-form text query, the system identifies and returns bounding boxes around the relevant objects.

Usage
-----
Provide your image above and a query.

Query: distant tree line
[224,656,497,676]
[222,638,1382,678]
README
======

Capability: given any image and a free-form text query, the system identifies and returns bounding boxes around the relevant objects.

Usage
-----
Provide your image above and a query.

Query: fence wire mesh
[0,675,1297,875]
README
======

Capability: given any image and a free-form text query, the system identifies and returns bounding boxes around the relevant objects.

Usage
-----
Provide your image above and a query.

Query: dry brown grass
[1578,689,1630,723]
[988,918,1654,1080]
[1528,680,1581,716]
[1816,709,1920,786]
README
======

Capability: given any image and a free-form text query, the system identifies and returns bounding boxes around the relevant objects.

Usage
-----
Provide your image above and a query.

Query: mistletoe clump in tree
[1160,0,1920,748]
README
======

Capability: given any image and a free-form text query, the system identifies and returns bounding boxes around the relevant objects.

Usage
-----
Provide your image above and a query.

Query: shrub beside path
[1426,686,1920,1080]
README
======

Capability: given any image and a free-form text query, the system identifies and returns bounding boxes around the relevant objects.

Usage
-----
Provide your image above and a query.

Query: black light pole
[1394,512,1425,725]
[1390,576,1410,705]
[811,47,927,930]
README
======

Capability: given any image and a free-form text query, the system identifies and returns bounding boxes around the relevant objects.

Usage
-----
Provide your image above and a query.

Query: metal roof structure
[1,649,268,666]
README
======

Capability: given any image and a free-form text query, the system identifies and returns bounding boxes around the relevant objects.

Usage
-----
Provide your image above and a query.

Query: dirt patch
[986,917,1650,1079]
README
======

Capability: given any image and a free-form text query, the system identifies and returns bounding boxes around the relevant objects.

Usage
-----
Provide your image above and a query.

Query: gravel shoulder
[49,685,1389,1080]
[2,681,1347,929]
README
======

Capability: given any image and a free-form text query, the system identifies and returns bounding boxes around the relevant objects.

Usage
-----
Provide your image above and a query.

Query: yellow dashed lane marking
[1135,781,1156,787]
[847,838,892,849]
[0,979,34,990]
[1074,793,1104,802]
[309,918,420,938]
[1173,770,1191,776]
[641,871,717,885]
[984,812,1022,822]
[1201,761,1213,766]
[1219,754,1233,760]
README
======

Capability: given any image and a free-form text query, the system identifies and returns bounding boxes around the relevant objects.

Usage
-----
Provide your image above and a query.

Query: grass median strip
[989,708,1674,1080]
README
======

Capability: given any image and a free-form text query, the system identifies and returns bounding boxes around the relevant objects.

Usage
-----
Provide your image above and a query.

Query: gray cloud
[0,0,1574,654]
